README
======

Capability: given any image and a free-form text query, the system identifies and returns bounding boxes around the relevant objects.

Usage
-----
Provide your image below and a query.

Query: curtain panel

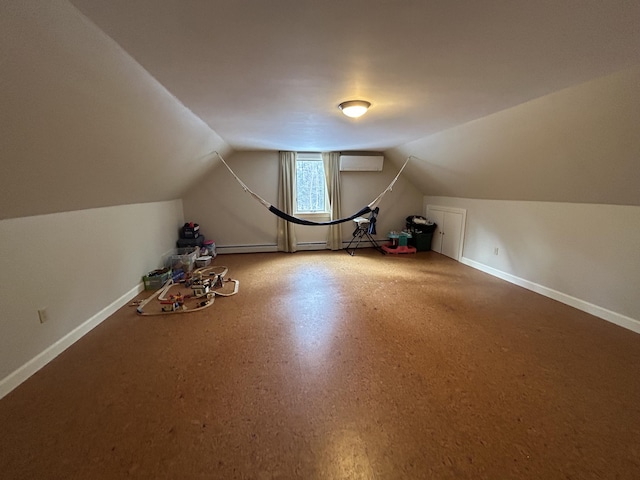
[277,151,297,252]
[322,152,342,250]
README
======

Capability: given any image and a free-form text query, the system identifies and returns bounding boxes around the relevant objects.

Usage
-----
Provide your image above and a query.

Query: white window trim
[294,152,330,216]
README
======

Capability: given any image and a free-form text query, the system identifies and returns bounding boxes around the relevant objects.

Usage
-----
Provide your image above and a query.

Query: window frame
[294,152,330,217]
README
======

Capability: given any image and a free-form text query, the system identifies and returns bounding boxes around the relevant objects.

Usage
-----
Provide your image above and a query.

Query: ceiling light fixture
[338,100,371,118]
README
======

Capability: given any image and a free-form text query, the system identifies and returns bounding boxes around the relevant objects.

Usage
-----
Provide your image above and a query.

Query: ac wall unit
[339,155,384,172]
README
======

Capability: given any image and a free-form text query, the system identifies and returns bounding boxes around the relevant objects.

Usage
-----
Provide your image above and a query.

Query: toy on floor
[382,231,417,254]
[136,265,239,316]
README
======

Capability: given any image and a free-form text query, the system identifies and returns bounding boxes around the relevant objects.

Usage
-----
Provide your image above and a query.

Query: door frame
[424,204,467,261]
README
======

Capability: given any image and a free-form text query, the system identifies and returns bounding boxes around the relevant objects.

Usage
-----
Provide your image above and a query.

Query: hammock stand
[213,151,413,226]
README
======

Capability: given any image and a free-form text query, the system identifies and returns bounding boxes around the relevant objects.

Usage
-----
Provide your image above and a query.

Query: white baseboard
[0,283,144,400]
[460,257,640,335]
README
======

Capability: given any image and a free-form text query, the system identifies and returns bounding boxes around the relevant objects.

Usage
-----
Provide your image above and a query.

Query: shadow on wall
[386,150,470,199]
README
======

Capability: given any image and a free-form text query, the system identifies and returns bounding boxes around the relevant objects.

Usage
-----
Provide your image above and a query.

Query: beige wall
[183,151,424,251]
[0,0,231,221]
[424,196,640,332]
[382,66,640,333]
[183,151,280,249]
[388,66,640,206]
[0,200,184,398]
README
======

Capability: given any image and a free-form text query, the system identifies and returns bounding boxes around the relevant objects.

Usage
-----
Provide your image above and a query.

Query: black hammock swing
[214,151,412,226]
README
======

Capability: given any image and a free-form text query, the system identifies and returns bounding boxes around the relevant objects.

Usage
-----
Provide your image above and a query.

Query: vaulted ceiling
[2,1,639,220]
[69,0,640,151]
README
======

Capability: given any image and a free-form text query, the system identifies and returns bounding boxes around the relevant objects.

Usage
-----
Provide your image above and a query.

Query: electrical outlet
[494,247,499,255]
[38,308,49,324]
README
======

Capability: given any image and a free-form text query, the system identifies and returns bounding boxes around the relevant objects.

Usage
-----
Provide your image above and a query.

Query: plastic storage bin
[143,269,172,290]
[167,247,199,272]
[181,222,200,239]
[177,235,204,248]
[203,240,216,258]
[195,255,212,268]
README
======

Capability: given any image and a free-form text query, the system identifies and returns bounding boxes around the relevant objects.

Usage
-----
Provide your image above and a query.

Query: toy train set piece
[136,265,239,316]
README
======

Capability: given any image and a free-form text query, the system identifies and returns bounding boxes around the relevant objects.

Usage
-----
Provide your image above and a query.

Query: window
[295,153,329,214]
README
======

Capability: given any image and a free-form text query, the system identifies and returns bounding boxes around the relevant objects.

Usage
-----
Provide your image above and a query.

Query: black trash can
[406,216,437,251]
[411,231,434,251]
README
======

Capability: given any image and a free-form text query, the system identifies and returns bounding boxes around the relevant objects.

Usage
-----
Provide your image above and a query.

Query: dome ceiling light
[338,100,371,118]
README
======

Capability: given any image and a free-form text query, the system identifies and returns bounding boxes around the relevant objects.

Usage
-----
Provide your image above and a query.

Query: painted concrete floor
[1,250,639,479]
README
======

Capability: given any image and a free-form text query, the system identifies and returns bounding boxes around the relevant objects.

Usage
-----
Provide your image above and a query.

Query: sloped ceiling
[69,0,640,151]
[0,1,231,220]
[2,1,639,219]
[387,66,640,205]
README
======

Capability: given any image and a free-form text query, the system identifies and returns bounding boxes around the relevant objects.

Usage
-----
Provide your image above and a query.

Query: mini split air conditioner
[339,155,384,172]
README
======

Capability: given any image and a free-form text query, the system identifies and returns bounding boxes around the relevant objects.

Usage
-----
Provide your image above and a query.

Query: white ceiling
[70,0,640,152]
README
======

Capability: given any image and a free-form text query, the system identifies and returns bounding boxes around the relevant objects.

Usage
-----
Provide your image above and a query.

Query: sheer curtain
[322,152,342,250]
[277,151,297,252]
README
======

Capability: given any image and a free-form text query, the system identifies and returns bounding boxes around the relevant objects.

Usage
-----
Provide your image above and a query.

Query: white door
[426,206,466,261]
[441,211,462,259]
[429,209,445,253]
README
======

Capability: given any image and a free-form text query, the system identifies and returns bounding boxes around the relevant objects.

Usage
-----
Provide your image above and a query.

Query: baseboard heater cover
[216,244,278,254]
[215,241,384,254]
